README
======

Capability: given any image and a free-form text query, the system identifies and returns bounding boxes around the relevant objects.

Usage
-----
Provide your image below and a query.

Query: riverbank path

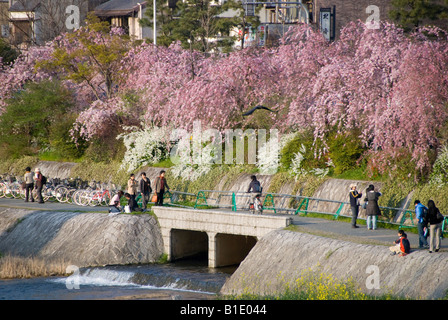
[1,197,445,252]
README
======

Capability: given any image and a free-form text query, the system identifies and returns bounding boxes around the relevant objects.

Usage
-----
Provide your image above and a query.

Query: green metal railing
[189,190,447,236]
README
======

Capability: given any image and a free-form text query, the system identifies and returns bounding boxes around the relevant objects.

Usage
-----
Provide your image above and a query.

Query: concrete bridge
[152,206,292,268]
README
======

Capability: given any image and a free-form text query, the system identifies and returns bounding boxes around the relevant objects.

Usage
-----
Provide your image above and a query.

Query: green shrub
[328,130,365,175]
[0,80,76,159]
[279,131,328,172]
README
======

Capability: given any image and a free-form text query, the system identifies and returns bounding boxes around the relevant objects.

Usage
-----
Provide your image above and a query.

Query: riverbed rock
[0,208,164,267]
[220,229,448,299]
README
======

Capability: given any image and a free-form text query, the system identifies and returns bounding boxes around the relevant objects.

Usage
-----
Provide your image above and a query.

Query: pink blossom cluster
[1,20,448,173]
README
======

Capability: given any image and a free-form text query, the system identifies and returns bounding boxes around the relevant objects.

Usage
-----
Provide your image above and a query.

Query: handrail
[192,189,445,233]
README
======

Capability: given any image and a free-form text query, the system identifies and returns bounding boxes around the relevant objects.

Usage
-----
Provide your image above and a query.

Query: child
[390,230,411,256]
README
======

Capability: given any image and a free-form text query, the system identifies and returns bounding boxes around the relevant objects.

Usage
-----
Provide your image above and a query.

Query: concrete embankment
[220,229,448,299]
[0,207,164,267]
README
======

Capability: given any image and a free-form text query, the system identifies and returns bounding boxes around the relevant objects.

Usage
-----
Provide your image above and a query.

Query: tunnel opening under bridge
[170,229,257,268]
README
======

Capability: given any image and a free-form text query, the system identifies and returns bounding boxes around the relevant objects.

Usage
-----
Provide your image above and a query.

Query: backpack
[41,175,47,185]
[436,210,445,224]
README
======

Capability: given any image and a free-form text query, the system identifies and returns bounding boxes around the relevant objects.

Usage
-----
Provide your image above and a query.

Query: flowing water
[0,259,235,300]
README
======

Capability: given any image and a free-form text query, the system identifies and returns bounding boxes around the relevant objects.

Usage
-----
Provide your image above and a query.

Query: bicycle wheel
[72,190,86,206]
[102,191,112,206]
[88,190,101,206]
[42,186,51,202]
[79,190,92,206]
[55,186,67,203]
[0,183,5,198]
[65,188,76,203]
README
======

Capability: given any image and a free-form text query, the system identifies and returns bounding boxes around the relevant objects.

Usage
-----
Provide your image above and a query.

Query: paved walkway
[0,197,108,212]
[1,197,445,252]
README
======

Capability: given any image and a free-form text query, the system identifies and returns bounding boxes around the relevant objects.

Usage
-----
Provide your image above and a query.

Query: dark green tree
[389,0,448,30]
[141,0,260,52]
[0,80,85,159]
[0,39,19,66]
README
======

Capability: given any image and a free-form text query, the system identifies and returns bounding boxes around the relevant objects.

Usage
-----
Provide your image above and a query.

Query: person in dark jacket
[247,175,262,208]
[364,184,381,230]
[426,200,444,253]
[247,175,262,194]
[125,192,141,212]
[349,184,362,228]
[139,172,152,210]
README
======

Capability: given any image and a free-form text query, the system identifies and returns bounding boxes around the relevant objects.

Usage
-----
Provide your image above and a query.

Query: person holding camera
[349,184,362,228]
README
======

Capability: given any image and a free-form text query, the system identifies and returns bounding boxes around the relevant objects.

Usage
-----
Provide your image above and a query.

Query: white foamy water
[1,263,232,300]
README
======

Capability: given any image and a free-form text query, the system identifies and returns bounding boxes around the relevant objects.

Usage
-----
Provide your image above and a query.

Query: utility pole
[153,0,157,45]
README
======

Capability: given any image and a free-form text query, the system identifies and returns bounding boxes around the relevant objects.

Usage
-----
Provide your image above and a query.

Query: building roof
[8,0,41,12]
[94,0,146,17]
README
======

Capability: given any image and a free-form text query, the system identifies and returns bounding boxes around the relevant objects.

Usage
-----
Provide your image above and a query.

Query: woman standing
[426,200,444,253]
[127,173,138,203]
[364,184,381,230]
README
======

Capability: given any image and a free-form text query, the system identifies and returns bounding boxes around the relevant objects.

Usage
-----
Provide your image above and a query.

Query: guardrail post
[399,210,415,229]
[194,191,208,209]
[263,194,276,214]
[442,216,447,239]
[333,203,345,220]
[294,197,309,215]
[232,192,237,211]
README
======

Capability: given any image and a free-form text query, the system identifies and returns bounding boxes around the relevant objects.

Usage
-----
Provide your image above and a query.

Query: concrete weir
[152,206,292,268]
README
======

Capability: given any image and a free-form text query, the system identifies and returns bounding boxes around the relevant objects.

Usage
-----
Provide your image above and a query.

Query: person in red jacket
[389,230,411,256]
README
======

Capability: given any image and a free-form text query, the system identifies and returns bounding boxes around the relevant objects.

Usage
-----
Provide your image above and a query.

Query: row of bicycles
[0,175,120,207]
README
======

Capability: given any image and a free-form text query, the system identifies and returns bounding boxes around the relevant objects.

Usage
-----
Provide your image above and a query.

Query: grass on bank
[0,254,72,279]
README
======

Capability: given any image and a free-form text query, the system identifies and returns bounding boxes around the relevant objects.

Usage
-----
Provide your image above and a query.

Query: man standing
[154,170,169,206]
[349,184,362,228]
[140,172,152,210]
[24,167,34,202]
[414,200,429,249]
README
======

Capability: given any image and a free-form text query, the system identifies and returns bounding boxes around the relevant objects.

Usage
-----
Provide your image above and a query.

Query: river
[0,259,235,300]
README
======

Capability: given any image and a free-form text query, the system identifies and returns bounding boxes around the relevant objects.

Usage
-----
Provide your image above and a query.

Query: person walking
[426,200,444,253]
[33,168,44,203]
[24,167,34,202]
[139,172,152,210]
[154,170,169,206]
[349,183,362,228]
[414,200,429,249]
[364,184,381,230]
[127,173,138,202]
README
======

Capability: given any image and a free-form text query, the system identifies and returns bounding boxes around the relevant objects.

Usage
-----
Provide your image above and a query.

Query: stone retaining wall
[220,229,448,299]
[0,208,164,267]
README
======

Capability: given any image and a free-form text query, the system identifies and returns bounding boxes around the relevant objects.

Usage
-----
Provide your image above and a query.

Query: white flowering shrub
[256,132,296,175]
[290,144,307,176]
[289,144,332,178]
[429,145,448,186]
[170,137,217,181]
[117,126,170,172]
